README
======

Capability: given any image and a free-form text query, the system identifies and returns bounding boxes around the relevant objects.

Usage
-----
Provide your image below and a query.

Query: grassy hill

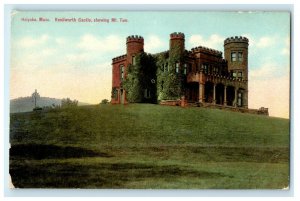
[9,104,290,189]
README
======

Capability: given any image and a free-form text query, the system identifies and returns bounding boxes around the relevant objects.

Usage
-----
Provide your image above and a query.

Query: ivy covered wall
[123,52,157,103]
[123,42,188,103]
[155,43,187,101]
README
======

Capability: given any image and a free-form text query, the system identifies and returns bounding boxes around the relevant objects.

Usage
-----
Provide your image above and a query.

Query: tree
[100,99,109,104]
[61,98,78,108]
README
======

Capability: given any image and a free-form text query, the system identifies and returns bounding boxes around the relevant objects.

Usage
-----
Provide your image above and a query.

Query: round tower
[126,35,144,65]
[169,32,185,55]
[224,36,249,81]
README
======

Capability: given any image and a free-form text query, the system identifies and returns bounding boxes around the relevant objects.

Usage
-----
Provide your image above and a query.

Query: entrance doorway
[120,89,124,104]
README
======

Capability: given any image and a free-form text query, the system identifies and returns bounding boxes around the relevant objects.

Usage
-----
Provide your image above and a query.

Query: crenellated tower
[126,35,144,65]
[224,36,249,81]
[169,32,185,56]
[224,36,249,108]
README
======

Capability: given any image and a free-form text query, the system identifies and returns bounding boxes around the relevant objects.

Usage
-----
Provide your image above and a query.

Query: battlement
[191,46,222,56]
[224,36,248,45]
[126,35,144,43]
[112,54,127,63]
[170,32,185,40]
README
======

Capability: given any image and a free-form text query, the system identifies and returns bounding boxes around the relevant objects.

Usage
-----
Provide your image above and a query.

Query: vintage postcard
[9,11,290,189]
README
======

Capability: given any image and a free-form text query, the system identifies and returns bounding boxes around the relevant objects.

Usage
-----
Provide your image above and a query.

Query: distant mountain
[10,97,90,113]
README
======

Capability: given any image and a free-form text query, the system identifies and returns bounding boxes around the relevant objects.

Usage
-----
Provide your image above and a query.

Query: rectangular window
[231,52,237,62]
[120,65,124,80]
[203,64,208,73]
[176,63,179,73]
[213,67,217,74]
[132,56,136,65]
[232,72,237,77]
[165,63,168,72]
[238,52,243,62]
[238,72,243,79]
[183,63,187,75]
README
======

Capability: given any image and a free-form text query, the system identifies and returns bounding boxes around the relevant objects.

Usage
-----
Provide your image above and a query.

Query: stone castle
[111,32,268,115]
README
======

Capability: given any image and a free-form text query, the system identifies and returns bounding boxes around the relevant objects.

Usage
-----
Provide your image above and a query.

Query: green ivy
[123,53,157,103]
[155,43,187,101]
[123,43,188,103]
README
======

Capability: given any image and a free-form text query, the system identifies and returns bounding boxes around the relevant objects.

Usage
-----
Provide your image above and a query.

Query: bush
[61,98,78,108]
[100,99,109,104]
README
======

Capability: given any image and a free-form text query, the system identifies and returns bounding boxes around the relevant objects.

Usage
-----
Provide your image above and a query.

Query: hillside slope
[9,104,290,188]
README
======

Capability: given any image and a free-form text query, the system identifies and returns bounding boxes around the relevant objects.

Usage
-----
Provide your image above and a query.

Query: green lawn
[9,104,290,189]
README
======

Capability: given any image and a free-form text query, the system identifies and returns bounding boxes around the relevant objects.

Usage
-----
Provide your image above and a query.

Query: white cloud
[188,34,224,50]
[242,34,276,49]
[11,47,57,72]
[144,35,165,53]
[40,48,56,57]
[66,52,93,64]
[281,48,289,56]
[18,34,49,48]
[281,37,290,55]
[256,36,274,48]
[77,34,123,52]
[55,37,67,45]
[249,63,288,80]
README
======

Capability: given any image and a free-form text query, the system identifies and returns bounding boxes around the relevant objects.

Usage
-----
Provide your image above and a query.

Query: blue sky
[10,11,290,118]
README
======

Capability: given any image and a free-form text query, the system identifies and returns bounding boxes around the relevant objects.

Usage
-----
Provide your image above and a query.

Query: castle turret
[169,32,185,55]
[126,35,144,65]
[224,36,249,81]
[224,36,249,108]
